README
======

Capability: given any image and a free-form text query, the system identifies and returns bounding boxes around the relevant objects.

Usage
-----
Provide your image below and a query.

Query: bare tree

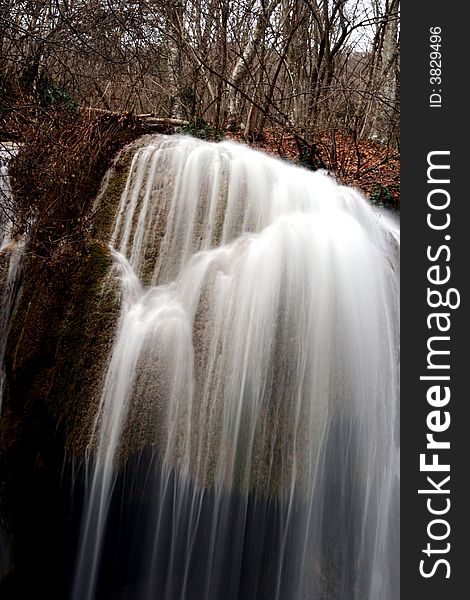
[1,0,400,161]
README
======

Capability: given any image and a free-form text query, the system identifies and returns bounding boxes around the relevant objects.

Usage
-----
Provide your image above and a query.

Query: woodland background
[1,0,400,204]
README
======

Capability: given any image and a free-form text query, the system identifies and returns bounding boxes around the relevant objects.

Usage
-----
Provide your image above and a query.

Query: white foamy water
[72,135,399,600]
[0,143,24,407]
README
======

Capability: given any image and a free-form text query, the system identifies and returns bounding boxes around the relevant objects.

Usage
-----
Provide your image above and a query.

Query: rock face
[0,244,119,598]
[0,129,400,600]
[0,116,149,598]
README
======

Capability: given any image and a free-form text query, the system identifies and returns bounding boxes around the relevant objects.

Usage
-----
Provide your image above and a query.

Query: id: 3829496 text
[429,26,442,108]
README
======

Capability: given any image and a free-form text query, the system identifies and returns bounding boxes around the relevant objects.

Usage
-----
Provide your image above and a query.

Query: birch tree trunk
[361,0,400,143]
[227,0,281,127]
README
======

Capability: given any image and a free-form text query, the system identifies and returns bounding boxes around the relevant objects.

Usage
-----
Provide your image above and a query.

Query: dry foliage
[226,126,400,209]
[8,109,149,261]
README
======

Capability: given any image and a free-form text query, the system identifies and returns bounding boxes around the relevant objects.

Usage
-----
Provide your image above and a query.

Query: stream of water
[71,135,399,600]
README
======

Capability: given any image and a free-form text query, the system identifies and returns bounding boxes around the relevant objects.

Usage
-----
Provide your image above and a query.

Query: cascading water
[71,135,399,600]
[0,143,22,581]
[0,143,23,408]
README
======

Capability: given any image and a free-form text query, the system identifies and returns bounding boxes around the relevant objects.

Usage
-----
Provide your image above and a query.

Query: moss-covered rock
[0,116,165,598]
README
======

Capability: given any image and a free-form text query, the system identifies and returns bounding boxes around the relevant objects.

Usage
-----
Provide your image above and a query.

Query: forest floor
[225,128,400,211]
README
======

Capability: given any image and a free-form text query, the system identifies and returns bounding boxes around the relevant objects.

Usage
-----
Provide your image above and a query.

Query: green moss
[1,239,121,456]
[92,147,134,241]
[370,182,400,211]
[179,117,223,142]
[51,241,120,451]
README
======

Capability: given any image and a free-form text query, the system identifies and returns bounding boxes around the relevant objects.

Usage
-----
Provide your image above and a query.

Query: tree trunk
[227,0,281,127]
[361,0,400,143]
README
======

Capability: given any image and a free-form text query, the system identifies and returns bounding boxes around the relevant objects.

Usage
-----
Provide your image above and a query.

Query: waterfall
[0,143,22,582]
[0,143,23,408]
[71,135,399,600]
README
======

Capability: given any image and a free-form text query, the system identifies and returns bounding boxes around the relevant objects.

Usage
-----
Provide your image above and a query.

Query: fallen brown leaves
[225,127,400,209]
